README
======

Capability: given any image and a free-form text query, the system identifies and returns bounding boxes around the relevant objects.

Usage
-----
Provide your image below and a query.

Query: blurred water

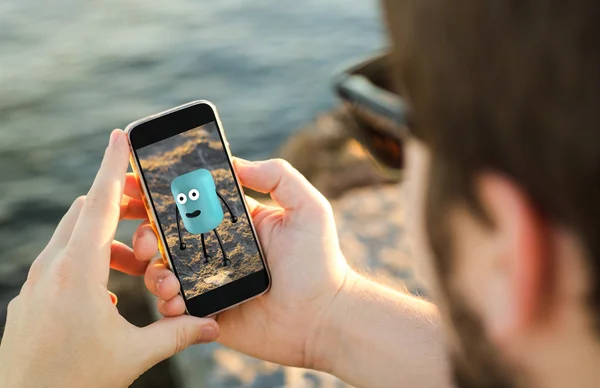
[0,0,384,158]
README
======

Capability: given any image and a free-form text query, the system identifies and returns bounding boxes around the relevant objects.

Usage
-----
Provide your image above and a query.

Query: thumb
[233,158,327,213]
[138,316,219,366]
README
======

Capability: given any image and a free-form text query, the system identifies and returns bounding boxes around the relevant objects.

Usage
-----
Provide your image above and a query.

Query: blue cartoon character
[171,168,238,266]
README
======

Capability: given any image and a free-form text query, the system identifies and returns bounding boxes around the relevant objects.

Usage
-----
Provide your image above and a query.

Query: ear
[475,173,549,343]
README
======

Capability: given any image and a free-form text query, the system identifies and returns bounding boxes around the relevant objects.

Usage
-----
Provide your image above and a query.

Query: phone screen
[135,120,266,302]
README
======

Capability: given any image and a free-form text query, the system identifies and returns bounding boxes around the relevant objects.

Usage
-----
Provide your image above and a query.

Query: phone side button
[142,196,151,211]
[158,243,167,263]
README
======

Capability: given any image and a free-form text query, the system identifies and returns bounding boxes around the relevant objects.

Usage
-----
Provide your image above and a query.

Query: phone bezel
[126,100,271,317]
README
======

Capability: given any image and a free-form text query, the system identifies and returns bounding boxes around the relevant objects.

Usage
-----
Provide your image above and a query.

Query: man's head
[383,0,600,386]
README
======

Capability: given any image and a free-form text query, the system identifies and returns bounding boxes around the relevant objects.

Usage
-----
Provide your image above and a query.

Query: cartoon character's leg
[200,233,212,264]
[175,207,186,250]
[213,229,231,267]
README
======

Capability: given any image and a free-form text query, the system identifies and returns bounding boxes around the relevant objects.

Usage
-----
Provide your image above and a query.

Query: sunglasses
[333,52,409,178]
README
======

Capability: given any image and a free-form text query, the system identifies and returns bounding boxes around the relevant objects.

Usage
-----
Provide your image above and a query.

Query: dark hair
[383,0,600,327]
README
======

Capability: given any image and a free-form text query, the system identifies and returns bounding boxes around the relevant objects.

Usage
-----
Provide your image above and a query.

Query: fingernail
[199,326,218,343]
[109,129,122,147]
[133,230,146,249]
[156,277,164,291]
[108,291,118,306]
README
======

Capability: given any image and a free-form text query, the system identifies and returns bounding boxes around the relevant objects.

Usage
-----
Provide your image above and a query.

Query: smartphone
[126,100,270,317]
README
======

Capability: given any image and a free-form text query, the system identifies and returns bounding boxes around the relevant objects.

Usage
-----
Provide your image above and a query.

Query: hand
[0,130,219,388]
[144,158,349,369]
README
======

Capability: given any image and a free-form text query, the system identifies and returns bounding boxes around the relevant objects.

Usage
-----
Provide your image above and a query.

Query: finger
[145,258,179,297]
[156,275,182,302]
[138,316,219,367]
[124,173,143,200]
[244,195,261,214]
[132,221,158,262]
[244,195,280,228]
[234,158,326,213]
[67,129,129,273]
[110,241,148,276]
[157,297,186,317]
[43,196,86,254]
[120,195,148,220]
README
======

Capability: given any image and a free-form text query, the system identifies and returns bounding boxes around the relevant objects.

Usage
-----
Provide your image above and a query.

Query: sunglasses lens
[362,127,404,170]
[334,54,407,174]
[344,103,405,171]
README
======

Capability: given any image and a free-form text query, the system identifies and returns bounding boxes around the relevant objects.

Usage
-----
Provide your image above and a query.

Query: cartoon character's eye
[176,193,187,204]
[188,189,199,201]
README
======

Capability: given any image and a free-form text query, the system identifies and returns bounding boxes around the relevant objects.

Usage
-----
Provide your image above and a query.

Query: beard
[442,287,518,388]
[425,162,519,388]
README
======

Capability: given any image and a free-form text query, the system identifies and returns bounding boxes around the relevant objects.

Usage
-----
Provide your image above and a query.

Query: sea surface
[0,0,384,158]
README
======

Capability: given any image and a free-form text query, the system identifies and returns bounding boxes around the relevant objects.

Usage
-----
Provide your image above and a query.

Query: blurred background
[0,0,422,386]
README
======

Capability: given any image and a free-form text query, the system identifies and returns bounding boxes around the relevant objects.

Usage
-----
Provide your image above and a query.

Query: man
[1,1,598,387]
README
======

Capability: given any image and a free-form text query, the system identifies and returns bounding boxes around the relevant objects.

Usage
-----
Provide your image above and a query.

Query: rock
[276,106,400,199]
[331,184,425,296]
[204,270,234,286]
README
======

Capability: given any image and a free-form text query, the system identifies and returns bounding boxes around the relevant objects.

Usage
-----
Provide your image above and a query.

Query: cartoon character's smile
[186,210,201,218]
